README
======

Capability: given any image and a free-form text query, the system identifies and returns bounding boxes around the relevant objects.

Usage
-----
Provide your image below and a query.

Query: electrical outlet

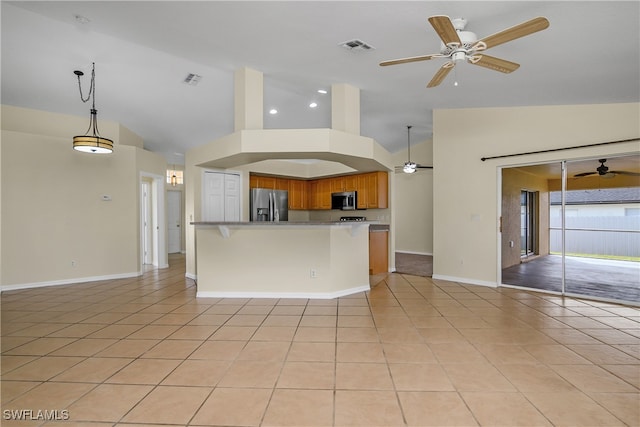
[310,269,318,279]
[71,260,77,267]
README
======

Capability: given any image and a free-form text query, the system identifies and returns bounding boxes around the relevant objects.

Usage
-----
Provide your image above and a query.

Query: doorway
[501,154,640,304]
[140,172,168,269]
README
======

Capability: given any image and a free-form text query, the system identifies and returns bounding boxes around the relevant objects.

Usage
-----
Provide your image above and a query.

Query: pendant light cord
[76,62,95,107]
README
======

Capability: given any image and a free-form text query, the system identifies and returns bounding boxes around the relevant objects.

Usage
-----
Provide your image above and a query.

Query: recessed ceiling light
[309,102,318,108]
[269,109,278,115]
[317,89,327,94]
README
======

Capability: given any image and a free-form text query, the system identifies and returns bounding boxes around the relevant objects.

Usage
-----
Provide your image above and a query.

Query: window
[166,169,183,186]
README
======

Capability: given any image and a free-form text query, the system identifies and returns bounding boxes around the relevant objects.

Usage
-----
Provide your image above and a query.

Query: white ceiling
[2,1,639,164]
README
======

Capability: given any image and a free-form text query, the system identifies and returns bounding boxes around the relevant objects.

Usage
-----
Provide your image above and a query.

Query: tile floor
[1,254,639,426]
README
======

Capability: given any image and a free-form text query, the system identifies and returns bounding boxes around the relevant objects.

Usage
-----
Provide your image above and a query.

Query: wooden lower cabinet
[369,230,389,275]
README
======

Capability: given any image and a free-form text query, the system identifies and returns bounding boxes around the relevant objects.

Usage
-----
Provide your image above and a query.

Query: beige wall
[392,138,433,255]
[1,105,166,290]
[433,103,640,286]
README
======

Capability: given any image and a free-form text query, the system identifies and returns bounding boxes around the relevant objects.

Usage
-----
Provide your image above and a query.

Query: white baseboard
[196,284,370,300]
[396,250,433,256]
[1,271,143,292]
[185,272,197,280]
[431,274,497,288]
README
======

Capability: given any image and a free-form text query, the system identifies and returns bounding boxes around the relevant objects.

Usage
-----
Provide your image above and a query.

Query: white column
[331,83,360,135]
[234,67,263,131]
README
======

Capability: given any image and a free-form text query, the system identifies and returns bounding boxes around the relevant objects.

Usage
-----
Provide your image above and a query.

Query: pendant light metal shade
[73,135,114,153]
[73,63,113,153]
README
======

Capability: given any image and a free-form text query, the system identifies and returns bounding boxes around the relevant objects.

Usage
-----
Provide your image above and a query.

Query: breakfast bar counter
[191,221,374,298]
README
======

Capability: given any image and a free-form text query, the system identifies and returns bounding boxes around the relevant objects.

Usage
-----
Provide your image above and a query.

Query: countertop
[191,221,383,227]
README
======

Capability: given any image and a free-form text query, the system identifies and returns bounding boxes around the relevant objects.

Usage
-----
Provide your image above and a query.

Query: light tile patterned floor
[1,254,638,426]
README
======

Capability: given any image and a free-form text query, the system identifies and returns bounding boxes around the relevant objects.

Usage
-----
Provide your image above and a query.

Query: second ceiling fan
[380,15,549,88]
[397,126,433,174]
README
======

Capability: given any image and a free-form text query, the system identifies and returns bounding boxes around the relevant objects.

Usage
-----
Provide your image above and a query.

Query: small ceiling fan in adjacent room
[573,159,640,179]
[380,15,549,88]
[396,125,433,174]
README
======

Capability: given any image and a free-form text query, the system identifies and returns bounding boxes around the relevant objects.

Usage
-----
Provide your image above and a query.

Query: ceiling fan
[574,159,640,179]
[380,15,549,88]
[396,125,433,174]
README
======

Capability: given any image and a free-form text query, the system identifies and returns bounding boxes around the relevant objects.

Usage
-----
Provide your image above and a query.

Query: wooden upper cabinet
[309,179,331,210]
[275,178,289,191]
[344,175,358,192]
[357,171,388,209]
[330,177,345,193]
[250,175,289,191]
[288,179,308,210]
[330,175,358,192]
[252,171,387,210]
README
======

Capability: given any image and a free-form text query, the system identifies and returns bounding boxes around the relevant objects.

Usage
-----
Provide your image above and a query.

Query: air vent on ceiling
[339,39,375,51]
[183,73,202,86]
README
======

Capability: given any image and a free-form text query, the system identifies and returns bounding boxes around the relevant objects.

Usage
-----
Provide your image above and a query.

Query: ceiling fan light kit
[380,14,549,88]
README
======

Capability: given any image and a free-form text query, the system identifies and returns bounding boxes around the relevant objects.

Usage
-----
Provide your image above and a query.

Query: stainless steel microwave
[331,191,357,210]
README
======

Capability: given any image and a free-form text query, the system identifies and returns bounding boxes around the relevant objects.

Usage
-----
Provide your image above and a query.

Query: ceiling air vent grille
[339,39,375,51]
[183,73,202,86]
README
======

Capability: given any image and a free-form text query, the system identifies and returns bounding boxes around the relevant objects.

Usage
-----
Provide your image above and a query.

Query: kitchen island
[192,221,375,298]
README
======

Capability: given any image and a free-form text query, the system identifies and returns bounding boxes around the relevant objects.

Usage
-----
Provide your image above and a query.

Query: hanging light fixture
[72,62,113,153]
[171,165,178,186]
[403,125,417,173]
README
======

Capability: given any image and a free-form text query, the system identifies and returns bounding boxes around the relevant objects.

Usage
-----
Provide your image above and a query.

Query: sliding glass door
[502,155,640,304]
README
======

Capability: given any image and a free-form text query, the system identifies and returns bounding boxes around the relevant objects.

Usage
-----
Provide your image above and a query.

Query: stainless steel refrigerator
[250,188,288,222]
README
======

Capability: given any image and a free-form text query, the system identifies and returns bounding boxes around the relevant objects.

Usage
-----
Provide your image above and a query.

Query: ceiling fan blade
[610,170,640,176]
[416,165,433,169]
[469,54,520,73]
[573,171,597,178]
[474,17,549,50]
[427,61,454,88]
[380,54,441,67]
[428,15,461,47]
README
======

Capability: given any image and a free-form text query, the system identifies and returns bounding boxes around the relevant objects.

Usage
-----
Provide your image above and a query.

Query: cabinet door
[308,180,319,209]
[369,230,389,274]
[288,179,308,210]
[330,177,345,192]
[356,174,368,209]
[253,176,276,189]
[275,178,289,191]
[344,175,358,192]
[373,171,388,209]
[318,179,332,209]
[366,173,379,208]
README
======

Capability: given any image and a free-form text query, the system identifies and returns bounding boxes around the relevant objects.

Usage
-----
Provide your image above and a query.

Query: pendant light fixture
[73,62,113,153]
[171,165,178,187]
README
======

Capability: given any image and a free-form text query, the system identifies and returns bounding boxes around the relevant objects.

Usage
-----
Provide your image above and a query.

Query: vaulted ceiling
[2,1,639,164]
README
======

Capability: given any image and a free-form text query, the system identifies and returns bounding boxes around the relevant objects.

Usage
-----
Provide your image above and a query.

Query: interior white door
[203,171,241,221]
[224,174,241,221]
[167,190,181,253]
[203,172,225,221]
